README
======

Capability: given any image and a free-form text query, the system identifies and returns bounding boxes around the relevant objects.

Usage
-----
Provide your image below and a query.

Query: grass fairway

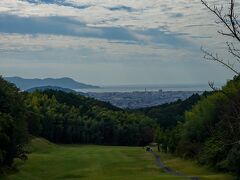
[2,138,235,180]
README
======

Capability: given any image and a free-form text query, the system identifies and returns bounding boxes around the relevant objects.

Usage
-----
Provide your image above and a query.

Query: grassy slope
[4,138,183,180]
[155,150,234,180]
[2,138,235,180]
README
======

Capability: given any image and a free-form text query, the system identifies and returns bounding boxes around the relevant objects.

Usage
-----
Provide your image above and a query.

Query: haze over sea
[76,83,218,93]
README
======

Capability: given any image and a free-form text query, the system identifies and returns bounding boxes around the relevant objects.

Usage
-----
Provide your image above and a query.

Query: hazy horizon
[4,75,227,88]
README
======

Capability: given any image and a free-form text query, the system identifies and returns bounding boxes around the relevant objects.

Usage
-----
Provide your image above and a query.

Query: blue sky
[0,0,235,85]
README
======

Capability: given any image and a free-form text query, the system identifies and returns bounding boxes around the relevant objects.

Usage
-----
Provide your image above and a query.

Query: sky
[0,0,237,85]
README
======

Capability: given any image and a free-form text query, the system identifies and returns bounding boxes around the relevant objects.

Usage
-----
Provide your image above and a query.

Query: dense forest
[137,93,205,129]
[153,76,240,177]
[0,78,28,169]
[24,90,155,145]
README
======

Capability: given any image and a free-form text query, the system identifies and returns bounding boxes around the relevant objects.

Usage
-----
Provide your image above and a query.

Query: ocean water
[76,84,215,93]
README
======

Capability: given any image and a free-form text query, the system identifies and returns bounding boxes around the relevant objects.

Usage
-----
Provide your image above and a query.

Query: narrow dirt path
[150,151,200,180]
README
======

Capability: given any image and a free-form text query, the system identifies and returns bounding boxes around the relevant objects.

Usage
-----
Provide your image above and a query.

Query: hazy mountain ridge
[4,77,100,90]
[26,86,77,93]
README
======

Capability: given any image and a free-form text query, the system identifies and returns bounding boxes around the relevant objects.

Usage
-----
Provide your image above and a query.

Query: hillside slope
[137,93,205,128]
[24,89,155,146]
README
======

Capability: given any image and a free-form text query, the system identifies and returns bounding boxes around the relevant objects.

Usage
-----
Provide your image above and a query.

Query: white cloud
[0,0,221,30]
[0,0,233,48]
[0,33,197,59]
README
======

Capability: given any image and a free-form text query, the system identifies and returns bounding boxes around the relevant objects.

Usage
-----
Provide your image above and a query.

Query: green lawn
[2,138,235,180]
[155,149,234,180]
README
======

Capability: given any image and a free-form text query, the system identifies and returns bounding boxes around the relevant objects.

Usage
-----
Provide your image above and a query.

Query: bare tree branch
[201,0,240,76]
[227,42,240,62]
[201,47,239,75]
[201,0,240,42]
[208,81,220,91]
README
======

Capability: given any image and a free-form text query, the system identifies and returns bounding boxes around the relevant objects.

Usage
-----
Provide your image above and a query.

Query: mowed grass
[2,138,235,180]
[3,138,184,180]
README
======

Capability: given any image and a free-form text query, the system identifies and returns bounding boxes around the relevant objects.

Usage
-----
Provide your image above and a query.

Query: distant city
[86,90,203,109]
[5,77,212,109]
[77,84,210,109]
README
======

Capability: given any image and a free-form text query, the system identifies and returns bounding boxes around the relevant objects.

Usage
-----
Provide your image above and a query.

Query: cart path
[150,151,200,180]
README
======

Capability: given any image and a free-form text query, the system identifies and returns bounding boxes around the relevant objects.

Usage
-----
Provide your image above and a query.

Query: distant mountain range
[4,77,100,90]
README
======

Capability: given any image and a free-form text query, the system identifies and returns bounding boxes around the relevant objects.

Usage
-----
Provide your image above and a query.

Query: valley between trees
[0,0,240,179]
[0,75,239,179]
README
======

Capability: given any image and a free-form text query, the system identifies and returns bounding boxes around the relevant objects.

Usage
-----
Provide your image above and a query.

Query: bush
[226,144,240,177]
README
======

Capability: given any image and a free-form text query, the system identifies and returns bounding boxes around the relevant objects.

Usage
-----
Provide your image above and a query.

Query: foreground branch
[201,47,239,75]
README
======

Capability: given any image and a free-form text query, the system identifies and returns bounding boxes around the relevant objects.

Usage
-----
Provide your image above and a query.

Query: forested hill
[153,76,240,178]
[26,86,77,93]
[25,90,155,146]
[136,93,210,129]
[39,89,121,112]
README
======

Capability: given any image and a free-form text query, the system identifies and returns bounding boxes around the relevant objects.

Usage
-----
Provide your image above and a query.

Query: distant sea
[76,84,220,93]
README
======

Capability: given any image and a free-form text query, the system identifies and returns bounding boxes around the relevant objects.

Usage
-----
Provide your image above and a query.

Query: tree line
[0,77,28,170]
[153,76,240,177]
[24,90,155,145]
